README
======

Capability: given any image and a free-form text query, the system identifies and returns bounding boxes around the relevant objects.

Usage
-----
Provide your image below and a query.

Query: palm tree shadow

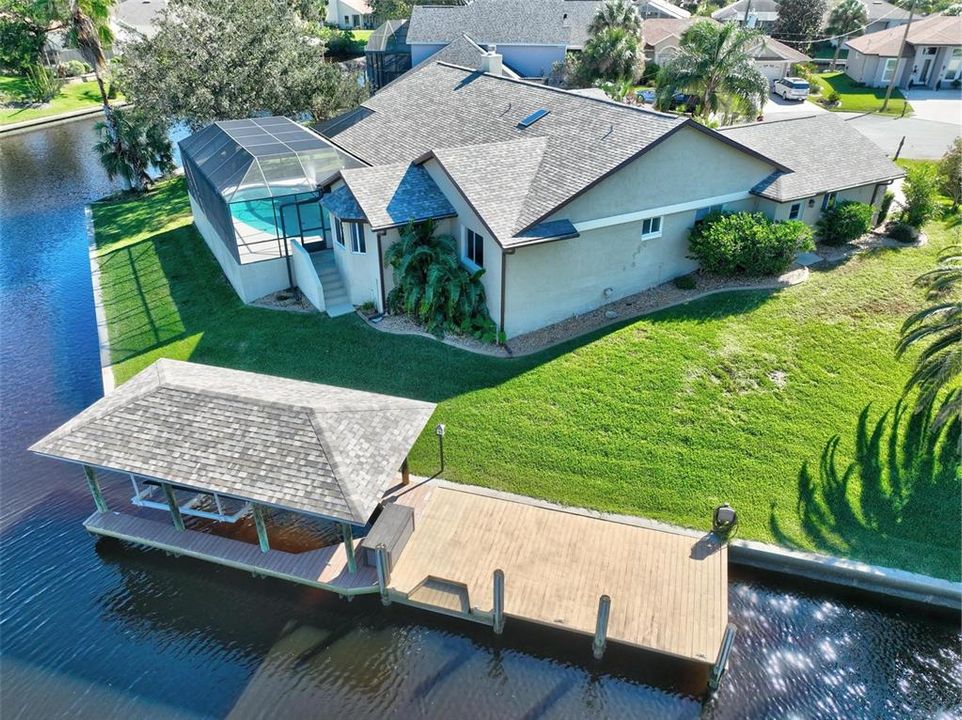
[769,401,961,579]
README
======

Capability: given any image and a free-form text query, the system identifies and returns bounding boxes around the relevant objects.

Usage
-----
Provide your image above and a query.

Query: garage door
[757,62,786,83]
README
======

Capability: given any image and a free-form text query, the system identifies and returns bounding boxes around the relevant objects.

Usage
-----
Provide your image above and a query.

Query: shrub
[22,64,64,104]
[816,200,873,245]
[887,221,918,243]
[822,90,841,106]
[673,273,697,290]
[639,60,659,85]
[937,137,961,210]
[57,60,90,77]
[902,164,939,228]
[384,220,498,341]
[876,190,895,226]
[688,212,814,276]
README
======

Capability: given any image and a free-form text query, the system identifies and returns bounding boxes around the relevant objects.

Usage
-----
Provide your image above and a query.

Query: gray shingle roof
[30,359,436,525]
[323,163,458,229]
[322,184,366,221]
[407,0,602,49]
[719,114,904,202]
[320,62,689,243]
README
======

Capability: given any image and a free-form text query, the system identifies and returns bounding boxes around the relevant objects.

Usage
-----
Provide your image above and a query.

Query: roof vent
[518,108,549,128]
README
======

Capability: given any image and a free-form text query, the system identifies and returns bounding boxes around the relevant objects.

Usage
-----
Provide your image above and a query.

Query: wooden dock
[85,510,378,595]
[386,481,728,665]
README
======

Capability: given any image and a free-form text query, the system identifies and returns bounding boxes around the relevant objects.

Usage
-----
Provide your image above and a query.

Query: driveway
[902,88,962,125]
[841,113,959,159]
[761,93,826,118]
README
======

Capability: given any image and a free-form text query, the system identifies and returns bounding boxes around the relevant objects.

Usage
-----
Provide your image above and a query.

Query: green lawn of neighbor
[91,177,961,581]
[810,71,911,115]
[0,74,107,125]
[350,29,374,42]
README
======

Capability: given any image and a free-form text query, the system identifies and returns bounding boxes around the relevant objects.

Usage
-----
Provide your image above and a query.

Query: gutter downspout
[500,249,514,344]
[376,230,387,314]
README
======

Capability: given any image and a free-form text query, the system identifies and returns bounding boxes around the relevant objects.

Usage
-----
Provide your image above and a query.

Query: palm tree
[94,107,175,192]
[579,26,644,84]
[45,0,116,111]
[589,0,642,36]
[825,0,868,70]
[897,244,962,432]
[656,20,769,122]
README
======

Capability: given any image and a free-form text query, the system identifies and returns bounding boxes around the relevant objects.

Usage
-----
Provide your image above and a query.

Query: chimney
[480,49,502,75]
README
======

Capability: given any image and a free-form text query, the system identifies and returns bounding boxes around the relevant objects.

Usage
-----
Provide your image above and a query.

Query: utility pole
[742,0,754,27]
[880,0,916,113]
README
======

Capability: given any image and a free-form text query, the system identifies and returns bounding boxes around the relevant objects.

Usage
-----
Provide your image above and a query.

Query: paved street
[841,113,959,159]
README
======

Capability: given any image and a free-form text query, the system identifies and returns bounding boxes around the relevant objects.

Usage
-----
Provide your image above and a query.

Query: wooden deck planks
[389,485,727,664]
[85,511,378,593]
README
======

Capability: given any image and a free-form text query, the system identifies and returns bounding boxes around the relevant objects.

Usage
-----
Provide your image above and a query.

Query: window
[821,192,837,211]
[465,228,484,268]
[695,204,724,223]
[350,223,366,253]
[352,14,360,26]
[881,58,898,83]
[788,202,801,220]
[334,220,345,247]
[641,216,662,239]
[947,48,962,81]
[344,15,349,24]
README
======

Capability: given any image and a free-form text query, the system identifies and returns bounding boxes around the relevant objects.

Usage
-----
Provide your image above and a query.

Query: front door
[918,58,932,85]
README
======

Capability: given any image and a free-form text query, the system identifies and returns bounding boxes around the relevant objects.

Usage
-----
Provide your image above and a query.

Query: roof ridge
[433,61,682,121]
[305,410,365,524]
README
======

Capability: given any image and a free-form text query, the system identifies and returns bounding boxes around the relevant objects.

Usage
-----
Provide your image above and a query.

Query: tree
[118,0,367,129]
[937,138,962,210]
[384,220,497,341]
[656,21,768,122]
[588,0,642,36]
[94,107,175,192]
[902,164,939,228]
[897,244,962,432]
[772,0,828,54]
[578,26,643,84]
[824,0,868,69]
[370,0,463,23]
[0,1,49,72]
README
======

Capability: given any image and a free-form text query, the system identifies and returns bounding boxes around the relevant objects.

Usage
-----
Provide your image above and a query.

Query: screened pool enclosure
[180,117,361,264]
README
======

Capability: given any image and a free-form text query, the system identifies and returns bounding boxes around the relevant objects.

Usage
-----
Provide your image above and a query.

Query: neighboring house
[851,0,912,34]
[327,0,375,29]
[643,18,809,82]
[112,0,167,40]
[845,14,962,89]
[637,0,691,20]
[309,57,897,338]
[406,0,601,78]
[712,0,780,32]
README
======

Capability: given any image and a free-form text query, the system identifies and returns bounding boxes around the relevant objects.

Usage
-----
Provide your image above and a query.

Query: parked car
[773,77,810,101]
[636,89,656,104]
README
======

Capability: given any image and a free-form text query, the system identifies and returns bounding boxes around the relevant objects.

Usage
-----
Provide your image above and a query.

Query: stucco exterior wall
[411,43,447,66]
[420,159,503,331]
[189,195,289,303]
[756,182,884,224]
[497,44,566,77]
[290,239,326,312]
[327,212,382,307]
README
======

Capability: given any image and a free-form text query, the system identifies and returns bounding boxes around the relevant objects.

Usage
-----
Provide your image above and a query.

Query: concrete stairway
[310,251,353,317]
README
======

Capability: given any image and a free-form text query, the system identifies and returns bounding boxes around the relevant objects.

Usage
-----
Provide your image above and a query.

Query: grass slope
[0,75,107,125]
[811,72,910,116]
[92,178,961,580]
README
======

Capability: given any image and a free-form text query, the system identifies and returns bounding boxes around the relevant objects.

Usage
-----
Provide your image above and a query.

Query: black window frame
[789,202,801,220]
[465,228,484,268]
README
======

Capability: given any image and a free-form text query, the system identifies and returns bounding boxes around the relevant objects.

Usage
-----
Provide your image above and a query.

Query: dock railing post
[375,544,391,606]
[340,522,357,574]
[251,504,270,552]
[82,465,108,513]
[493,569,505,635]
[592,594,611,660]
[708,624,737,691]
[161,482,185,531]
[401,457,410,486]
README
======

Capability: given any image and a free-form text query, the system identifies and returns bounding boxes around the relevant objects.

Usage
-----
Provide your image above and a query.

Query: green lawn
[91,178,961,580]
[0,74,107,125]
[350,29,374,42]
[809,71,911,115]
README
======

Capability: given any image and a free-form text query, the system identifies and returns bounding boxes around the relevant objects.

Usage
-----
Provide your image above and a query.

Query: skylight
[518,108,549,129]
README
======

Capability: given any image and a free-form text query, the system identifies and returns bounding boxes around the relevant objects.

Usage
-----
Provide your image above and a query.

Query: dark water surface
[1,119,960,719]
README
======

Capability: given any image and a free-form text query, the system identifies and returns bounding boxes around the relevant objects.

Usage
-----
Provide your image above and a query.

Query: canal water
[1,119,959,719]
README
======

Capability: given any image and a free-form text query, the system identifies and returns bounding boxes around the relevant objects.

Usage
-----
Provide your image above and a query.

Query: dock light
[429,424,446,480]
[712,503,738,538]
[436,423,446,437]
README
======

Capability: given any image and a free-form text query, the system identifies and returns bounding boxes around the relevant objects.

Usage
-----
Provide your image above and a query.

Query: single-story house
[643,18,809,82]
[637,0,690,20]
[406,0,602,78]
[308,56,899,337]
[712,0,780,32]
[181,57,900,336]
[845,14,962,89]
[326,0,374,30]
[825,0,913,36]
